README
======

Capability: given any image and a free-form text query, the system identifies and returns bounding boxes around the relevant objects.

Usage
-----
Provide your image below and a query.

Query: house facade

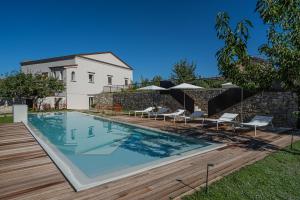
[21,52,133,110]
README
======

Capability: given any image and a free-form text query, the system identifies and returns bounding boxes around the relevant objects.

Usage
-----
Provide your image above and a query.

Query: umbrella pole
[241,88,243,123]
[184,93,186,116]
[153,91,155,107]
[184,93,185,110]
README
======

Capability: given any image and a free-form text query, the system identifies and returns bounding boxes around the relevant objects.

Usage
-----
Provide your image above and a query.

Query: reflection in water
[107,122,112,133]
[103,121,112,133]
[88,126,95,138]
[71,129,76,140]
[119,131,206,158]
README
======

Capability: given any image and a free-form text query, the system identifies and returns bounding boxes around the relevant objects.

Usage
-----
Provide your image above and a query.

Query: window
[88,73,94,83]
[71,71,76,82]
[124,78,128,86]
[107,75,112,85]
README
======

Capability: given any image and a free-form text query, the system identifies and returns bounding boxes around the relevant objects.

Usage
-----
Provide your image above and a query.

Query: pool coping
[24,111,227,191]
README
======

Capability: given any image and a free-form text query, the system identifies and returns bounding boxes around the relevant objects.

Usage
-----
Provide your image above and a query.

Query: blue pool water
[28,111,220,190]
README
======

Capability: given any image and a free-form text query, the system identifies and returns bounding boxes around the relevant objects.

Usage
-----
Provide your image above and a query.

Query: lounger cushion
[134,107,154,113]
[182,111,205,119]
[149,107,169,116]
[241,115,273,127]
[162,109,185,117]
[219,113,239,121]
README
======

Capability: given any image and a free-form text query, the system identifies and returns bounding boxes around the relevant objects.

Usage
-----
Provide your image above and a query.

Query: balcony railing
[103,85,131,93]
[102,82,162,93]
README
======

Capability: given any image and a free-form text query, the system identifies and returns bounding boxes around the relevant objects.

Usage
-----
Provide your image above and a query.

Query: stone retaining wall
[95,90,298,127]
[218,91,298,127]
[95,92,182,111]
[185,89,226,112]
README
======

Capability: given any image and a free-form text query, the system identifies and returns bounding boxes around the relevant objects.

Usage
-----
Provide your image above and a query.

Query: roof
[20,51,133,70]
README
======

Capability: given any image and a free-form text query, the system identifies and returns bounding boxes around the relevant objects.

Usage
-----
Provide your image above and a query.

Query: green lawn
[183,140,300,200]
[0,115,13,124]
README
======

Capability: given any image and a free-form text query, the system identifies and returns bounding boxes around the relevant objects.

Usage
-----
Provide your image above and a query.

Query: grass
[183,140,300,200]
[0,115,13,124]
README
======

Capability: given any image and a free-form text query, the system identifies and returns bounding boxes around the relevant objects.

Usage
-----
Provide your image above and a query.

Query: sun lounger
[210,113,239,130]
[179,111,206,125]
[134,107,155,118]
[148,107,170,120]
[160,109,185,123]
[241,115,273,136]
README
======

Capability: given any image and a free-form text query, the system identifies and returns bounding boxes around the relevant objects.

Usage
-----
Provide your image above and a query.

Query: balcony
[103,85,131,93]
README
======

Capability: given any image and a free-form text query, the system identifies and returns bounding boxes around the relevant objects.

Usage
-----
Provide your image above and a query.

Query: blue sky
[0,0,267,81]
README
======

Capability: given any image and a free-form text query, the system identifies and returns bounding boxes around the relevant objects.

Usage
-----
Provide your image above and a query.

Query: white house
[21,52,133,110]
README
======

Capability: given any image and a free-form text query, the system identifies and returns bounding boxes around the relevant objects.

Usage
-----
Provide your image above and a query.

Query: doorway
[89,97,94,109]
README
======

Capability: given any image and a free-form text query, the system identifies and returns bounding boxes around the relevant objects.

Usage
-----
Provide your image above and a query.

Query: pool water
[28,111,221,190]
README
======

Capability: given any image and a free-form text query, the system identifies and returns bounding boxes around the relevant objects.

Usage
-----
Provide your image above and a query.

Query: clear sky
[0,0,267,81]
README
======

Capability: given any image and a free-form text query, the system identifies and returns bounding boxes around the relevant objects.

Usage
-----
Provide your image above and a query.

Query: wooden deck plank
[0,116,298,200]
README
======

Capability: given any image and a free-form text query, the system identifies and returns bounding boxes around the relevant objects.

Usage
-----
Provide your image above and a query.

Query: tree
[0,72,34,103]
[140,76,151,87]
[0,72,64,110]
[151,75,163,86]
[32,74,65,110]
[215,12,276,90]
[170,59,197,84]
[193,77,227,88]
[256,0,300,93]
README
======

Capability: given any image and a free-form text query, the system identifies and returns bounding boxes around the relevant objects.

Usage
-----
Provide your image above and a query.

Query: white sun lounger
[160,109,185,123]
[134,107,155,118]
[180,111,206,125]
[148,107,170,120]
[241,115,273,136]
[210,113,239,130]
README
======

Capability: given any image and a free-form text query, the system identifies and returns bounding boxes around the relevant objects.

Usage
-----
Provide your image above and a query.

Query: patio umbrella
[221,82,239,89]
[170,83,203,112]
[137,85,167,106]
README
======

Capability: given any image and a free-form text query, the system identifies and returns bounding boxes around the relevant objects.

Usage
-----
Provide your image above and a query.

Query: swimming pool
[27,111,223,191]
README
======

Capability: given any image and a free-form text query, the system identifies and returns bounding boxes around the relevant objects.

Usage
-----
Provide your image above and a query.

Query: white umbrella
[221,82,239,89]
[137,85,167,91]
[137,85,167,106]
[170,83,203,112]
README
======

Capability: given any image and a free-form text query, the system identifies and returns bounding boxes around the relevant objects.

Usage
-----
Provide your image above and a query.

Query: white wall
[65,57,133,110]
[82,53,130,69]
[21,53,133,110]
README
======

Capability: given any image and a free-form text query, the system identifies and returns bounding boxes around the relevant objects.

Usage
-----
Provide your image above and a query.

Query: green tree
[215,12,276,90]
[32,74,65,110]
[151,75,163,86]
[256,0,300,93]
[0,72,34,102]
[193,77,227,88]
[170,59,197,84]
[140,76,151,87]
[0,72,64,110]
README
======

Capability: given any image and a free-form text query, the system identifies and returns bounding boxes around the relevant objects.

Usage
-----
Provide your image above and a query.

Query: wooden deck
[0,117,298,200]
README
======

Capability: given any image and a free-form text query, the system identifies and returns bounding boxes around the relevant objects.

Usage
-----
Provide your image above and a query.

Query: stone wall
[95,93,114,107]
[95,90,298,127]
[95,92,182,111]
[0,106,12,114]
[185,89,226,112]
[218,91,298,127]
